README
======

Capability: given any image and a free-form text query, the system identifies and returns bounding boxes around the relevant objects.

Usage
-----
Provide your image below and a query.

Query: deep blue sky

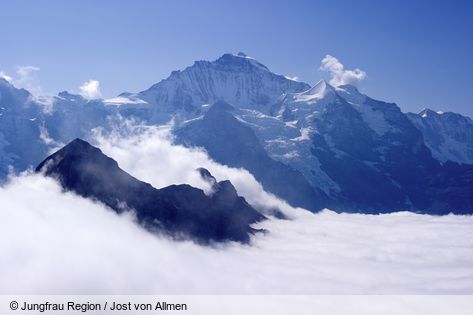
[1,0,472,116]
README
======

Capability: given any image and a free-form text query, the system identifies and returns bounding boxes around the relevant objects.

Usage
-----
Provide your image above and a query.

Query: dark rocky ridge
[36,138,265,243]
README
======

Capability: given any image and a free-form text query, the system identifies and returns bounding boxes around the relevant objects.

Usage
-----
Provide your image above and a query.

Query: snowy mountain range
[1,53,472,214]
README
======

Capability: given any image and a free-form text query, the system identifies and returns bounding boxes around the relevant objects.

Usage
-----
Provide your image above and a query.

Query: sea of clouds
[1,124,472,294]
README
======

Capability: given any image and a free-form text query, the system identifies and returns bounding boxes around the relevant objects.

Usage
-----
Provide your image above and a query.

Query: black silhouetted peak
[36,138,121,181]
[197,167,217,187]
[36,139,265,243]
[214,180,238,201]
[58,138,99,156]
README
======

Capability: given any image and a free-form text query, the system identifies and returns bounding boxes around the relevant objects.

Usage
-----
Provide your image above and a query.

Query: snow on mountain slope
[336,85,399,136]
[254,78,473,213]
[407,109,473,164]
[235,107,340,194]
[276,80,337,124]
[240,80,407,197]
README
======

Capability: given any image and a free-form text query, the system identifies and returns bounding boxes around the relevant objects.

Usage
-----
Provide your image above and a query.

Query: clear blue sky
[1,0,472,116]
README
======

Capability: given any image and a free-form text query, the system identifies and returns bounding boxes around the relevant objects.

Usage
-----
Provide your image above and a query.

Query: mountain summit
[135,52,310,122]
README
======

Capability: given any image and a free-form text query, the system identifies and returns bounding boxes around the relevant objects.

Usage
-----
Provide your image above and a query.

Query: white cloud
[320,55,366,86]
[285,75,300,81]
[1,125,472,294]
[103,96,147,105]
[79,79,102,99]
[0,70,13,82]
[91,121,297,216]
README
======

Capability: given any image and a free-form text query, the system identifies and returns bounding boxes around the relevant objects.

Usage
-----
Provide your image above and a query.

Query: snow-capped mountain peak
[418,108,473,122]
[291,80,336,103]
[419,108,438,118]
[135,52,310,119]
[277,80,339,123]
[214,52,270,72]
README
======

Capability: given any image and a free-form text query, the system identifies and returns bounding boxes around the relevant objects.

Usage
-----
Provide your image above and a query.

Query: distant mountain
[43,91,110,144]
[0,78,48,179]
[132,52,310,123]
[2,53,473,214]
[407,109,473,165]
[36,139,265,243]
[277,82,473,213]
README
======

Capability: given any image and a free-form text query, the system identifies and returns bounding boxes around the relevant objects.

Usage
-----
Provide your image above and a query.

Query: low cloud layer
[1,126,472,294]
[320,55,366,86]
[79,79,102,99]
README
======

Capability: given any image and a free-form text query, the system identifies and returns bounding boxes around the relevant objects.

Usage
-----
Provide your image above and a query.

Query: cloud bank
[1,126,472,294]
[320,55,366,86]
[79,79,102,99]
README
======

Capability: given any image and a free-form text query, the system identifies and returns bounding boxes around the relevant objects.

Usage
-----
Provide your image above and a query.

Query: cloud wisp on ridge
[320,55,366,86]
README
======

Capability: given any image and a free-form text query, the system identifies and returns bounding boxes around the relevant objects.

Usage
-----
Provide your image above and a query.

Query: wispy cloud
[16,65,40,79]
[103,96,147,105]
[285,75,300,81]
[0,66,43,95]
[79,79,102,99]
[15,65,42,95]
[0,70,13,82]
[320,55,366,86]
